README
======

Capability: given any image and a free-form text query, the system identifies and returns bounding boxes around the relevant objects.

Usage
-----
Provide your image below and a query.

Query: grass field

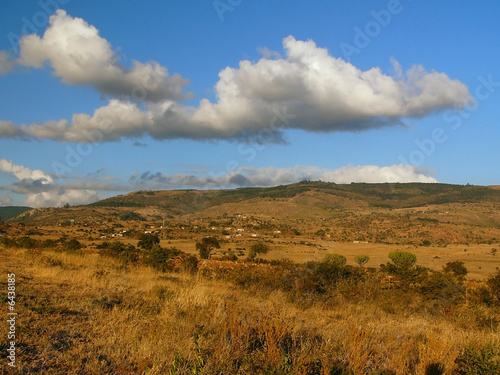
[1,244,499,374]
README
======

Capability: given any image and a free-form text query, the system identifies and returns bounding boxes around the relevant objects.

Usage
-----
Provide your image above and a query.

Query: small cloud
[0,194,13,206]
[87,168,106,177]
[257,46,282,59]
[0,51,14,75]
[133,141,147,147]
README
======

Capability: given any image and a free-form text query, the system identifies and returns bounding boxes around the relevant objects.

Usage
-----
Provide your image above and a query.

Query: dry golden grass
[0,246,499,374]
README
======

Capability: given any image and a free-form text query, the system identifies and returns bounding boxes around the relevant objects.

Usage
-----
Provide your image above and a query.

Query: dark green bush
[64,239,82,251]
[137,233,160,250]
[487,271,500,305]
[455,342,500,374]
[143,244,182,272]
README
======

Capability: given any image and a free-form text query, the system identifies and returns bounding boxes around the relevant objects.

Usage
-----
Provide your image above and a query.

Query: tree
[143,244,181,272]
[443,261,468,281]
[248,242,270,260]
[196,237,220,259]
[322,253,347,267]
[354,255,370,267]
[388,251,417,270]
[137,233,160,250]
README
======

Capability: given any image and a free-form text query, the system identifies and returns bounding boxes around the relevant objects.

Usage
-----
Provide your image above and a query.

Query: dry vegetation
[1,182,500,373]
[1,243,499,374]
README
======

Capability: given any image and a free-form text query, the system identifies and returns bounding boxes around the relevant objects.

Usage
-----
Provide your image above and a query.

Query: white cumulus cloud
[1,14,473,143]
[18,10,191,102]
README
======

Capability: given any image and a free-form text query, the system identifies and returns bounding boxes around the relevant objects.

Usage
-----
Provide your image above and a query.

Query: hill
[7,182,500,249]
[90,181,500,212]
[0,206,31,220]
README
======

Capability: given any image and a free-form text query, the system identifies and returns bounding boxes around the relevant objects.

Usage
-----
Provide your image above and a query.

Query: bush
[248,242,270,260]
[322,253,347,267]
[420,271,466,308]
[443,261,468,282]
[98,241,139,264]
[455,342,500,374]
[137,233,160,250]
[487,271,500,305]
[64,239,82,251]
[143,244,182,272]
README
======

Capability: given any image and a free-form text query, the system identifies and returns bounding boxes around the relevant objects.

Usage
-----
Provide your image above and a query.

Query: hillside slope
[0,206,32,220]
[9,182,500,246]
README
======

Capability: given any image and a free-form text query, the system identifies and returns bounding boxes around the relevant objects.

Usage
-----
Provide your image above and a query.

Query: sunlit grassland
[1,245,499,374]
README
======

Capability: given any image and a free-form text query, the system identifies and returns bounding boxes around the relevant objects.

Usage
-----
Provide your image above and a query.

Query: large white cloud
[129,164,438,190]
[1,12,473,143]
[18,10,190,102]
[0,159,102,207]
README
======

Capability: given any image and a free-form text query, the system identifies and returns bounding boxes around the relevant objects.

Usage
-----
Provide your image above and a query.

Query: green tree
[137,233,160,250]
[143,244,181,272]
[388,251,417,270]
[354,255,370,267]
[248,242,270,260]
[196,237,220,259]
[322,253,347,267]
[443,261,468,281]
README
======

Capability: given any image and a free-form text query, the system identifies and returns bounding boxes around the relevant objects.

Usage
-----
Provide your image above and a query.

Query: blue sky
[0,0,499,207]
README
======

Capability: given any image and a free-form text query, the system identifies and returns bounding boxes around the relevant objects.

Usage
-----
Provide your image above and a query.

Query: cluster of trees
[0,235,82,251]
[99,233,198,273]
[195,237,270,261]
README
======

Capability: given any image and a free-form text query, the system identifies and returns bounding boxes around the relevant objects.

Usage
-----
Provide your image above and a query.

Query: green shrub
[455,342,500,374]
[248,242,270,260]
[322,253,347,267]
[388,251,417,270]
[443,261,468,281]
[419,271,466,308]
[354,255,370,267]
[64,239,82,251]
[137,233,160,250]
[143,244,182,272]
